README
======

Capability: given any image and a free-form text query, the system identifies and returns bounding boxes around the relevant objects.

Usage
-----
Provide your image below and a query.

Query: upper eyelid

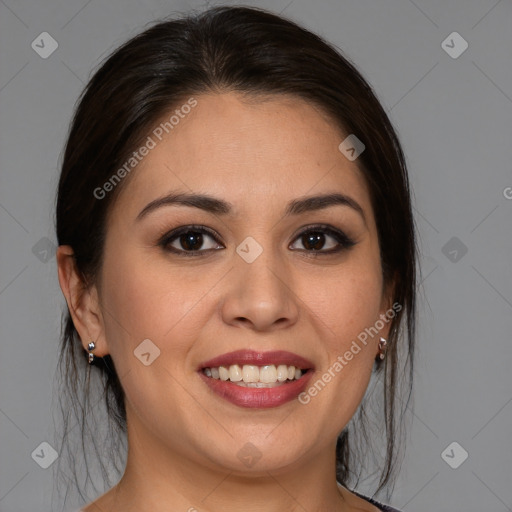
[159,225,222,246]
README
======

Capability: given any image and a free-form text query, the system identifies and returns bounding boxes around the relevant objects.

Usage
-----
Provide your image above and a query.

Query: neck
[102,409,352,512]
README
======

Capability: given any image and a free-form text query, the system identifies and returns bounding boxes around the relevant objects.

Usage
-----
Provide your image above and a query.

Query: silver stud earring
[87,341,96,364]
[377,337,388,361]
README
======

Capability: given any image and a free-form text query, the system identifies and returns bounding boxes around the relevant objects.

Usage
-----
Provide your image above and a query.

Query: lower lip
[198,371,314,409]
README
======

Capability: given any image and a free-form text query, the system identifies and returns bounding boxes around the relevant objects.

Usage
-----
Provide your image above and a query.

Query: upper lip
[199,350,315,370]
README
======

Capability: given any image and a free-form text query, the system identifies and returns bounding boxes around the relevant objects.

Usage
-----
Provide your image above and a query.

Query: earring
[377,337,388,361]
[87,341,96,364]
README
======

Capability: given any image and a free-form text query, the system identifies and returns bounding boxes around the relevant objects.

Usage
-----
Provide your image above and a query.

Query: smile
[198,350,315,408]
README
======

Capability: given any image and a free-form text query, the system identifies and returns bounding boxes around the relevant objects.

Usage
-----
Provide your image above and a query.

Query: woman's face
[87,92,392,475]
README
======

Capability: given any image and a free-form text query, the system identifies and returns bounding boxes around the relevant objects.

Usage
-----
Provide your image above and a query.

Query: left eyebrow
[284,193,366,225]
[135,191,366,225]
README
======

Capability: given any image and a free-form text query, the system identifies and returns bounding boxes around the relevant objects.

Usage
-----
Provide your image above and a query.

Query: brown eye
[299,231,331,251]
[289,225,356,253]
[177,231,205,251]
[159,225,224,256]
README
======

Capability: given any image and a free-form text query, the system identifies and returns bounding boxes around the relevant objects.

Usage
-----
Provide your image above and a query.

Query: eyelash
[157,223,356,258]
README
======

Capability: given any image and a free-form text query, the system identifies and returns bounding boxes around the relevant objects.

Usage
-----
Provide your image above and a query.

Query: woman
[55,5,416,511]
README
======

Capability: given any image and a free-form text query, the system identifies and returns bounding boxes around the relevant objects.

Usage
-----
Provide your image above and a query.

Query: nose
[220,245,300,332]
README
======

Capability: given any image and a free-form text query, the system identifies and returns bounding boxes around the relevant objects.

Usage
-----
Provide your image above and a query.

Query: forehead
[110,92,372,221]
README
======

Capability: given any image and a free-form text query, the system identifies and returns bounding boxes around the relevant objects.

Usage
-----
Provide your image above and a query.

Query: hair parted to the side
[53,4,417,504]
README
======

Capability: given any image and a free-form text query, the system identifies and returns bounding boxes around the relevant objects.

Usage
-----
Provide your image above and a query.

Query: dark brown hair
[54,4,417,503]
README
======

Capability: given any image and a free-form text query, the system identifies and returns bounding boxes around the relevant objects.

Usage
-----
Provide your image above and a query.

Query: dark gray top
[353,489,403,511]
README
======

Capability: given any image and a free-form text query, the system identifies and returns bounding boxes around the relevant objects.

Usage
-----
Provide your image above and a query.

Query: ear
[377,272,398,341]
[56,245,108,357]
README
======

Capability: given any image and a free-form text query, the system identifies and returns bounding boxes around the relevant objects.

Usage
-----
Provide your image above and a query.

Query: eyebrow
[135,191,366,224]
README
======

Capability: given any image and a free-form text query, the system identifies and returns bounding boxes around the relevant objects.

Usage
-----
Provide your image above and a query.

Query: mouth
[198,350,315,408]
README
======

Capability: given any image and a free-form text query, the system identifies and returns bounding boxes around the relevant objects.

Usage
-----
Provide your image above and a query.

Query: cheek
[97,249,207,436]
[302,252,384,345]
[98,246,209,368]
[295,251,384,417]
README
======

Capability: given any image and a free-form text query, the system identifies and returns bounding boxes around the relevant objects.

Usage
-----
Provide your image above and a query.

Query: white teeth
[204,364,305,384]
[235,381,281,388]
[259,365,277,383]
[242,364,259,383]
[276,364,288,382]
[228,364,243,382]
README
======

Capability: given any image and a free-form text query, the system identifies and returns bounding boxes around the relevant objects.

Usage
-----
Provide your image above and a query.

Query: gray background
[1,0,511,511]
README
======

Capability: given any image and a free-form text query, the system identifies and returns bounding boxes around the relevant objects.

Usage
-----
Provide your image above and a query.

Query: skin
[57,92,394,512]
